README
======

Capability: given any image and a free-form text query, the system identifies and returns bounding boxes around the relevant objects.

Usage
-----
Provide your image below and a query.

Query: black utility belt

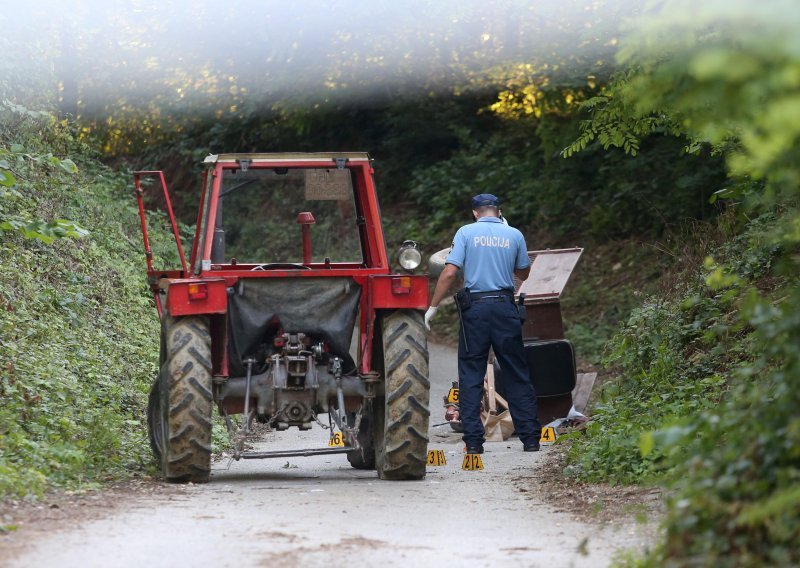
[455,288,526,324]
[470,290,514,302]
[455,288,514,311]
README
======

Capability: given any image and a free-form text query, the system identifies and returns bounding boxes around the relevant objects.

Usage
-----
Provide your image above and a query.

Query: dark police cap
[471,193,501,208]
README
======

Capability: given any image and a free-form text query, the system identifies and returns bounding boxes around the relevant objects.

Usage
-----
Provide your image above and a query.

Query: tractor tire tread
[159,315,213,483]
[377,310,430,481]
[386,379,412,404]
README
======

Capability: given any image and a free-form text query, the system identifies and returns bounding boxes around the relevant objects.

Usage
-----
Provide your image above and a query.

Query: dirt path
[1,343,656,567]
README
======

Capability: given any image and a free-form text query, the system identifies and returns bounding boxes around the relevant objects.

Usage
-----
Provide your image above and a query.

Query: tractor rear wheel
[147,374,164,462]
[374,310,430,480]
[148,315,213,483]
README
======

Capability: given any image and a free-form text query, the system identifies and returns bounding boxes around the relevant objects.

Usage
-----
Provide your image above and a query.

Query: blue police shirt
[445,217,530,293]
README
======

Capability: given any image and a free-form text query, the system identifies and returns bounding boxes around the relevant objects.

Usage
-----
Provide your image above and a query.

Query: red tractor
[134,153,430,482]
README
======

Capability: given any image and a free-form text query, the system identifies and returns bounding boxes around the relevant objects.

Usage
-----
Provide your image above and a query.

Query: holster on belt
[455,287,472,311]
[517,292,527,324]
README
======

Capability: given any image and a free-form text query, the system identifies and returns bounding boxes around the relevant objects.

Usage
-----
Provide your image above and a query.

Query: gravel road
[4,342,652,567]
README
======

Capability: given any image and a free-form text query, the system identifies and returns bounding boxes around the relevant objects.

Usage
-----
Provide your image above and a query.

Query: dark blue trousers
[458,297,541,448]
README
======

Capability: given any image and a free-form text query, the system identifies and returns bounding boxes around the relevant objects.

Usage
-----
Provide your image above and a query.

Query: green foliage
[4,13,798,568]
[568,212,785,475]
[646,213,800,566]
[406,112,725,244]
[613,0,800,194]
[566,1,800,206]
[567,291,729,484]
[562,1,800,564]
[560,239,677,365]
[0,106,169,499]
[562,89,682,159]
[0,218,88,244]
[0,102,88,244]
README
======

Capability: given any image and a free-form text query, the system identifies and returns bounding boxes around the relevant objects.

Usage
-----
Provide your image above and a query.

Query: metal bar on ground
[240,447,353,460]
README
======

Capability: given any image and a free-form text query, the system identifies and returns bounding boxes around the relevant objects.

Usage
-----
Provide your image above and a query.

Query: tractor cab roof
[204,152,371,165]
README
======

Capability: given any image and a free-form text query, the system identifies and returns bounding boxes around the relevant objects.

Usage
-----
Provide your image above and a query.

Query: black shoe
[523,443,540,452]
[465,446,484,454]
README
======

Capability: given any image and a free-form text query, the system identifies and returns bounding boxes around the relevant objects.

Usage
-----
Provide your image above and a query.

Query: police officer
[425,193,541,454]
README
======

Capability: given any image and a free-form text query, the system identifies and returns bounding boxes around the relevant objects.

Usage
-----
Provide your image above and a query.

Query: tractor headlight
[397,240,422,271]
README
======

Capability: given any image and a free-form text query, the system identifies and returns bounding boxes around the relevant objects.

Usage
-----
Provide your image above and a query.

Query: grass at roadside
[562,238,679,367]
[0,105,172,499]
[566,210,800,565]
[567,212,781,484]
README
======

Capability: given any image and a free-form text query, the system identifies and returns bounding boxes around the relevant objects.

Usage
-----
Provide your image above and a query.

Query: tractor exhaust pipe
[296,212,315,265]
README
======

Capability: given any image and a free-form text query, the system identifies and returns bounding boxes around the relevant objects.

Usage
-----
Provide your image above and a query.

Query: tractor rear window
[212,167,363,264]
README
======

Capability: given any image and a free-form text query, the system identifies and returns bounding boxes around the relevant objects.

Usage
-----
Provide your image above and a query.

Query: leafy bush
[0,104,173,498]
[568,211,798,563]
[567,262,742,486]
[0,102,87,244]
[407,112,725,245]
[564,1,800,563]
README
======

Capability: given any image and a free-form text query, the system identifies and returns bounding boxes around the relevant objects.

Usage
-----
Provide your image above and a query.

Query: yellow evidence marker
[427,449,447,466]
[446,387,459,404]
[461,453,484,471]
[539,426,557,445]
[328,432,345,447]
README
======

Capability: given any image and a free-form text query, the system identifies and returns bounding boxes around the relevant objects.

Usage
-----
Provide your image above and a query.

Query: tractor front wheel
[374,310,430,480]
[147,315,213,483]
